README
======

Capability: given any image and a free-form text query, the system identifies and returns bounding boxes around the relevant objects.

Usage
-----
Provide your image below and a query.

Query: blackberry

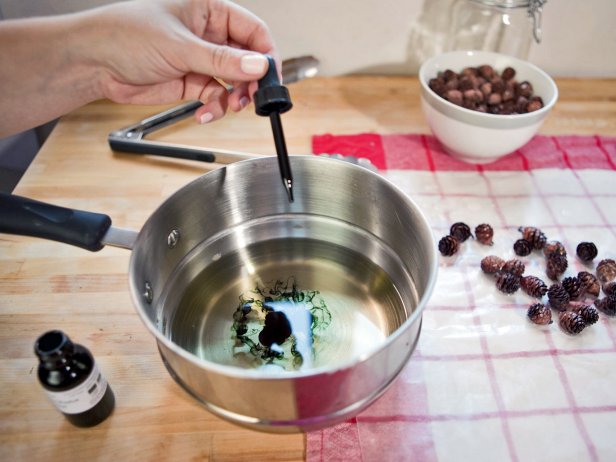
[495,272,520,294]
[547,283,570,311]
[546,253,568,281]
[520,275,548,298]
[519,226,547,250]
[543,240,567,258]
[438,235,460,256]
[570,301,599,326]
[513,239,532,257]
[527,303,552,325]
[450,222,472,242]
[595,294,616,316]
[502,258,525,277]
[562,276,583,300]
[558,311,586,335]
[475,223,494,246]
[596,259,616,284]
[578,271,600,297]
[481,255,505,274]
[576,242,598,262]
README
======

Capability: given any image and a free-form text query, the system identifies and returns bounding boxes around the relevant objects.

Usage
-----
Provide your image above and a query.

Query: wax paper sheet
[307,134,616,462]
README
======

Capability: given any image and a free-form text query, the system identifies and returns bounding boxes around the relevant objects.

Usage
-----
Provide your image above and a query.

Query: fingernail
[239,96,250,109]
[240,54,267,75]
[199,112,214,124]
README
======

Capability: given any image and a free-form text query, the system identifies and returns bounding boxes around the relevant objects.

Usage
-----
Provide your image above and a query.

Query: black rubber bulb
[254,56,293,115]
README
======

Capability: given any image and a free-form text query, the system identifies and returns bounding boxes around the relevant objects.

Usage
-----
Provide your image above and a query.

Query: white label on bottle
[44,363,108,414]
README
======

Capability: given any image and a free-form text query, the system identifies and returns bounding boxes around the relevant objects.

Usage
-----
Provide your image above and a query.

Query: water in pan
[168,237,416,372]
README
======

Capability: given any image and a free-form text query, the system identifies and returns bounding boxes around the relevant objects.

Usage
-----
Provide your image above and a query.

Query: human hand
[83,0,278,124]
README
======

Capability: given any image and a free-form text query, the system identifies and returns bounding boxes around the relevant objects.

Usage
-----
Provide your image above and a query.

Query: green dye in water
[231,277,332,371]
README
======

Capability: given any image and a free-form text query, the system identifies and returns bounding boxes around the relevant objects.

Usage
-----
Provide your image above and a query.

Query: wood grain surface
[1,76,615,461]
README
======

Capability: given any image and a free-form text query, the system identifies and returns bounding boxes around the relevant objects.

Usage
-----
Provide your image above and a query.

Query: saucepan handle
[0,192,112,251]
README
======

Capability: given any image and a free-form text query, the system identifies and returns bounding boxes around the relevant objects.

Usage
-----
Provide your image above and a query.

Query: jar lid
[471,0,547,43]
[471,0,531,7]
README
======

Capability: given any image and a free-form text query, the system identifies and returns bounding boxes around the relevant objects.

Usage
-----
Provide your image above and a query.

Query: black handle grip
[0,192,112,251]
[254,55,293,116]
[109,137,217,163]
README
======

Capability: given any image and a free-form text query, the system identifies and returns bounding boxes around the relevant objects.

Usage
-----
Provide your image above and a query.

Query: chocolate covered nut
[527,100,543,112]
[530,95,544,105]
[463,89,483,103]
[462,100,477,110]
[501,101,515,114]
[446,89,463,106]
[488,93,502,105]
[480,82,493,97]
[428,64,544,116]
[517,81,533,98]
[461,67,479,77]
[491,79,505,94]
[459,77,474,91]
[445,78,459,91]
[502,89,514,102]
[516,96,529,113]
[479,65,496,79]
[443,69,456,81]
[429,78,446,96]
[502,67,516,81]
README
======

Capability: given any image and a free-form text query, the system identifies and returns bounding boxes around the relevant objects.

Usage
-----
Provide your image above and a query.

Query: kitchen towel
[307,134,616,462]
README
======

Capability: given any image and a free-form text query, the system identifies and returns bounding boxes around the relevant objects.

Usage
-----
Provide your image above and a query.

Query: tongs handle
[108,56,320,165]
[107,99,263,164]
[108,137,217,163]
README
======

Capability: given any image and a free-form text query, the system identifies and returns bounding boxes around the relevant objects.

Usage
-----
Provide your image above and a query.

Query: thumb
[184,41,271,82]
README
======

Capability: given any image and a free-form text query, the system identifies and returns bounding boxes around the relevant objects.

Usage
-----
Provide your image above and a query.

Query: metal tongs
[107,56,319,166]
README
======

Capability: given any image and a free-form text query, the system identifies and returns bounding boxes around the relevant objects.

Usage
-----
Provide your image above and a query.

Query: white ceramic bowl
[419,50,558,164]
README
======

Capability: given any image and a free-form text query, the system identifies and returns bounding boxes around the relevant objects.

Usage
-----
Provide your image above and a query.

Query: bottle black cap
[34,330,74,360]
[253,55,293,116]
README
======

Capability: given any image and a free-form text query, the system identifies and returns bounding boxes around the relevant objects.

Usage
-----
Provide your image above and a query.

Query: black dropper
[253,55,294,202]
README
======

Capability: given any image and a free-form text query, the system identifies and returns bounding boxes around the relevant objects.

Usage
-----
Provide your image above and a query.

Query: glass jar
[446,0,546,59]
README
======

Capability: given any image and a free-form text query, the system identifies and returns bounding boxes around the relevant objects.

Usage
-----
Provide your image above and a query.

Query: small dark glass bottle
[34,330,115,427]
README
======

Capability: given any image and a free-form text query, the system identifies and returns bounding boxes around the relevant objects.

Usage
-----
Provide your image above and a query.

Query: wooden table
[1,76,615,460]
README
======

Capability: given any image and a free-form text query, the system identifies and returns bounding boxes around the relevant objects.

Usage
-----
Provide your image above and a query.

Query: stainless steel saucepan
[0,156,437,432]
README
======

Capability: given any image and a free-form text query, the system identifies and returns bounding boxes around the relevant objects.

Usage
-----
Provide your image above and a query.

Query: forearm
[0,13,102,137]
[0,0,276,137]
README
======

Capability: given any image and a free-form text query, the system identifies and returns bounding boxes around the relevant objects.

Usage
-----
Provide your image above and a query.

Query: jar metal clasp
[528,0,547,43]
